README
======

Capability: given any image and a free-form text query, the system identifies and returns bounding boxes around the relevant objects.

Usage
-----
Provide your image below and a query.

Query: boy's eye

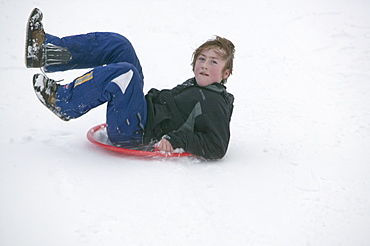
[211,60,218,64]
[198,57,205,61]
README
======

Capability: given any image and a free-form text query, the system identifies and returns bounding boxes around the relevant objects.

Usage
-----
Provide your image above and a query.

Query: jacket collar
[192,77,227,93]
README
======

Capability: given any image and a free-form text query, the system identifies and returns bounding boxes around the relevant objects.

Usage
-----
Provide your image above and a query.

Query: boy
[26,8,235,159]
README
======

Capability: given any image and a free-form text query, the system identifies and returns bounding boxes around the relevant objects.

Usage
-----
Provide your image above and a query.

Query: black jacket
[144,78,234,159]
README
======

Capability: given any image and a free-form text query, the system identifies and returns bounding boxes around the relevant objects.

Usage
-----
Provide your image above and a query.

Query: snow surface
[1,0,370,245]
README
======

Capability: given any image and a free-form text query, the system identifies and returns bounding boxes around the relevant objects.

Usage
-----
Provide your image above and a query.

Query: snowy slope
[1,0,370,245]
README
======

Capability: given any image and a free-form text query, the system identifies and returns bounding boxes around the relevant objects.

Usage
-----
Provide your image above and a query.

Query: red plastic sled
[87,124,193,157]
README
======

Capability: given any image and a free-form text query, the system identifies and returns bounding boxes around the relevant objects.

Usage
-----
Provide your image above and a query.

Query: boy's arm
[164,111,231,159]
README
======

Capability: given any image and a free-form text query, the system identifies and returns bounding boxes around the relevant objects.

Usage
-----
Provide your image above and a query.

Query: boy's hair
[191,36,235,84]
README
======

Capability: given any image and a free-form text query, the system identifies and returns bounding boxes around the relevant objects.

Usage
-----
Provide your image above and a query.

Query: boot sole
[25,8,44,68]
[33,74,70,121]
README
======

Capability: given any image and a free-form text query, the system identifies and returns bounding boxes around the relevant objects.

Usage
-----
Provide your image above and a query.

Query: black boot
[25,8,72,68]
[33,74,70,121]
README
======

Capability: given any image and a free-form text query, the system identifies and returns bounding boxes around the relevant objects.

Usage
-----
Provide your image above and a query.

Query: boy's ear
[222,69,231,79]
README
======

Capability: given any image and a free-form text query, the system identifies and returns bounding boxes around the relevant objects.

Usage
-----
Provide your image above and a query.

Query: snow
[1,0,370,245]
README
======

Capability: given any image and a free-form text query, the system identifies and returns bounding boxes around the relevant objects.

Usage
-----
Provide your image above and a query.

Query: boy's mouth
[200,72,209,76]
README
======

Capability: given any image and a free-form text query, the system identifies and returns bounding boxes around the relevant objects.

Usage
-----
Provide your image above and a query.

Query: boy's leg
[25,8,143,78]
[44,32,144,80]
[54,62,146,145]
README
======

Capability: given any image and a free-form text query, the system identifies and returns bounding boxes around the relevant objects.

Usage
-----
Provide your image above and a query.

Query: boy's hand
[156,139,174,152]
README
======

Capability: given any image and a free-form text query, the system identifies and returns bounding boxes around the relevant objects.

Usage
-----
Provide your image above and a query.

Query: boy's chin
[195,76,212,87]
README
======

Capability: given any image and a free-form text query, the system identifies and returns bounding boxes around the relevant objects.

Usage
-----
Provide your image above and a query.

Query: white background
[1,0,370,245]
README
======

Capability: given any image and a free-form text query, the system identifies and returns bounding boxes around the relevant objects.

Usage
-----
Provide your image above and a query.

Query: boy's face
[194,48,230,87]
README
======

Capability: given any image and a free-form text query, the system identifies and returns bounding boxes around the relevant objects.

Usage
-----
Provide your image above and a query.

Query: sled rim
[87,124,193,157]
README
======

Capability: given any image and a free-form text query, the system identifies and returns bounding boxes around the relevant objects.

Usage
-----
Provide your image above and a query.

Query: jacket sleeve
[165,108,231,160]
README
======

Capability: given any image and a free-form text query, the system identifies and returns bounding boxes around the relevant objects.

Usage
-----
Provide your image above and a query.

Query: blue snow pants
[45,32,147,146]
